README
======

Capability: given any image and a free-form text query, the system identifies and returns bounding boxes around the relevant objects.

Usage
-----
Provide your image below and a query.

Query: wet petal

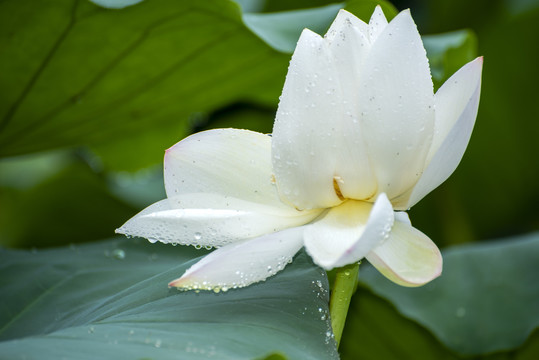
[303,194,394,270]
[368,5,388,42]
[401,58,483,209]
[326,10,378,202]
[366,220,442,286]
[168,227,305,290]
[272,28,343,210]
[272,16,378,209]
[165,129,286,209]
[357,9,435,200]
[116,193,321,247]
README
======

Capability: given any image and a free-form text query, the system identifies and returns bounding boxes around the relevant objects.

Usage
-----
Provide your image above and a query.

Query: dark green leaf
[0,0,291,170]
[358,233,539,356]
[0,238,338,359]
[341,287,459,360]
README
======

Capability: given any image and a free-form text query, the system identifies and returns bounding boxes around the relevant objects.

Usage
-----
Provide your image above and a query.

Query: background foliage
[1,0,538,359]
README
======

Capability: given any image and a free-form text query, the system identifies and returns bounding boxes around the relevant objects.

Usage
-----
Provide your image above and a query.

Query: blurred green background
[0,0,538,358]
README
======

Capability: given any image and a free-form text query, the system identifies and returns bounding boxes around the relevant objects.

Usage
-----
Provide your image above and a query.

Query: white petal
[164,129,286,209]
[272,19,378,209]
[326,9,369,39]
[366,220,442,287]
[357,9,435,200]
[303,194,394,270]
[402,57,483,209]
[394,211,411,225]
[368,5,388,42]
[430,58,483,160]
[326,10,378,202]
[168,227,305,290]
[272,29,342,210]
[116,193,321,247]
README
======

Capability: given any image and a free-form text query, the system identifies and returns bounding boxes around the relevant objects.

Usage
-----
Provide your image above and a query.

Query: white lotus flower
[116,7,482,290]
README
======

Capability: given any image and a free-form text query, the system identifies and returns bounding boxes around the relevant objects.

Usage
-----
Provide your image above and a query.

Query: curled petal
[169,227,305,290]
[116,193,321,247]
[366,220,442,286]
[400,57,483,209]
[303,194,394,270]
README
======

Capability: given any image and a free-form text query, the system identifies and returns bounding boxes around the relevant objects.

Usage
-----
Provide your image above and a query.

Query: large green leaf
[358,233,539,356]
[0,238,338,359]
[340,287,459,360]
[0,0,286,170]
[0,0,349,171]
[341,284,539,360]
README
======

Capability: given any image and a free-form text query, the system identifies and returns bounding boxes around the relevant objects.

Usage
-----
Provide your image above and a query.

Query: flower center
[333,176,345,201]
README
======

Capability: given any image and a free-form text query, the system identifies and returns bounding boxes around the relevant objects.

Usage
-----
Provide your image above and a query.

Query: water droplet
[155,339,162,348]
[88,326,95,334]
[112,249,125,260]
[194,232,202,240]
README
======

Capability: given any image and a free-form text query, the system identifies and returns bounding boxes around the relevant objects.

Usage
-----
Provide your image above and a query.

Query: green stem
[329,262,360,347]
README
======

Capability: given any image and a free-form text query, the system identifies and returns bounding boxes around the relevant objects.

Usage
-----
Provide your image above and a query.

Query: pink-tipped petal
[366,220,442,287]
[168,227,305,291]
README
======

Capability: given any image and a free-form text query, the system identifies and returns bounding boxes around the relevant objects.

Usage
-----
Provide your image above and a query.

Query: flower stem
[329,262,360,347]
